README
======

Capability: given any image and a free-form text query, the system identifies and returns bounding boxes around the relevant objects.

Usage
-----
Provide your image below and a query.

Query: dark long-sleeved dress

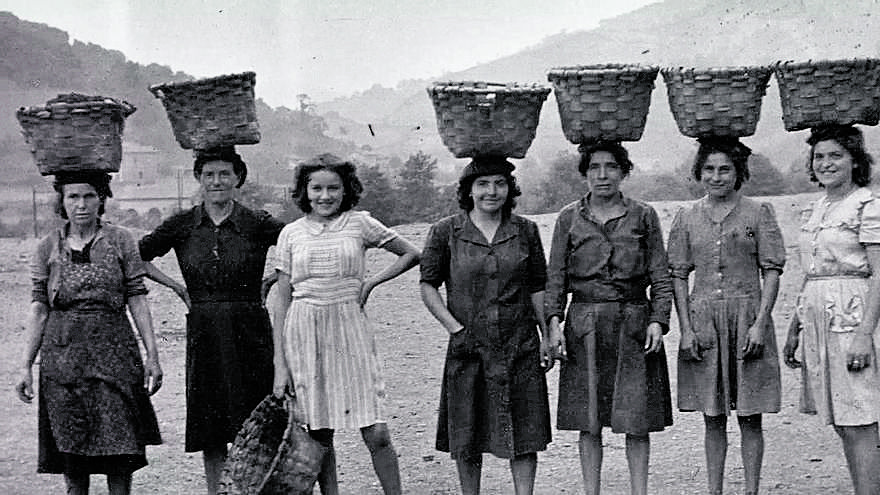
[32,222,161,474]
[545,195,674,435]
[139,202,284,452]
[421,213,551,460]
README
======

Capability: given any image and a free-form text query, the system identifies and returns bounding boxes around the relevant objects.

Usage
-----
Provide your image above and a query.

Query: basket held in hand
[428,81,551,159]
[15,93,136,175]
[149,72,260,150]
[773,58,880,131]
[661,66,772,138]
[218,394,324,495]
[547,64,658,144]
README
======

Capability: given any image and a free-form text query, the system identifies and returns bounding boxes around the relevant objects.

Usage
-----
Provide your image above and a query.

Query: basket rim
[428,81,550,94]
[547,63,659,77]
[16,95,136,118]
[660,65,773,77]
[774,57,880,71]
[149,71,256,95]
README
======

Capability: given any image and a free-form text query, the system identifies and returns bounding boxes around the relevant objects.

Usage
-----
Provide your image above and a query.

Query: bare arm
[143,261,190,310]
[743,269,781,358]
[420,282,463,335]
[359,236,420,306]
[673,277,700,361]
[16,302,48,403]
[847,245,880,371]
[128,294,163,395]
[272,271,292,397]
[530,290,554,370]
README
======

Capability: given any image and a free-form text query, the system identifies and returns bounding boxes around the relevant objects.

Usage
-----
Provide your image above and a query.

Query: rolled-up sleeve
[757,202,786,273]
[666,208,693,280]
[420,220,450,288]
[118,228,148,298]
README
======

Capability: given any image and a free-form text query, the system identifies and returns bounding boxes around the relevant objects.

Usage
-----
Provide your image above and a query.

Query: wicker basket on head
[773,58,880,131]
[217,394,324,495]
[427,81,551,159]
[15,93,136,175]
[149,71,260,150]
[661,66,772,138]
[547,64,659,144]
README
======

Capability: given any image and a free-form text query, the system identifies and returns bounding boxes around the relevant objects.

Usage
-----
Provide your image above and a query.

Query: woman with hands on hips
[544,140,673,495]
[667,137,784,495]
[783,124,880,495]
[271,154,419,495]
[420,157,552,495]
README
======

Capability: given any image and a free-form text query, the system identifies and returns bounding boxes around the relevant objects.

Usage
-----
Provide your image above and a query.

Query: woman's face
[701,152,737,200]
[63,183,101,227]
[812,139,855,190]
[585,150,624,199]
[470,174,509,215]
[307,169,344,218]
[199,160,238,205]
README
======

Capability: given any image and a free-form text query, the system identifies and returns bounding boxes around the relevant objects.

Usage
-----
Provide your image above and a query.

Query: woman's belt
[804,272,870,281]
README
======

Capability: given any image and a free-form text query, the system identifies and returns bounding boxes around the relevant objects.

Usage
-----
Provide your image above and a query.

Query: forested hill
[0,11,354,186]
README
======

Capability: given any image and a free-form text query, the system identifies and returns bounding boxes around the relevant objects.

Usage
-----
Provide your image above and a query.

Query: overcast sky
[3,0,658,107]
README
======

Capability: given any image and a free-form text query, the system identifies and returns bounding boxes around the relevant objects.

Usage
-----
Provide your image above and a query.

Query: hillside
[317,0,880,177]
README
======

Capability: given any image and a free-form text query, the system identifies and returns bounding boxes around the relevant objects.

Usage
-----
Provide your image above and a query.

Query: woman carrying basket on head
[667,137,784,495]
[783,124,880,495]
[271,154,419,495]
[16,171,163,495]
[138,146,286,495]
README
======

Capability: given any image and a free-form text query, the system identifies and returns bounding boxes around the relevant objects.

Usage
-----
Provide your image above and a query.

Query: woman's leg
[510,452,537,495]
[64,473,89,495]
[107,472,132,495]
[834,423,880,495]
[704,414,728,495]
[202,444,227,495]
[360,423,401,495]
[456,453,482,495]
[626,434,650,495]
[310,429,339,495]
[738,414,764,495]
[579,431,602,495]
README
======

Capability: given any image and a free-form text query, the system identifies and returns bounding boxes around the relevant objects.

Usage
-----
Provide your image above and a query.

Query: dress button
[716,240,721,246]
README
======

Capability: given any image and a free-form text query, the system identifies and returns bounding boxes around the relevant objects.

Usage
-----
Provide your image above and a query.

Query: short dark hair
[806,124,873,187]
[456,171,522,214]
[692,137,752,190]
[193,146,247,188]
[52,171,113,219]
[578,141,634,177]
[292,154,363,213]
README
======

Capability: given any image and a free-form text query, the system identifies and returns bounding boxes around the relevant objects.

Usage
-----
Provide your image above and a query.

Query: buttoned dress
[545,195,673,435]
[420,213,551,459]
[139,202,284,451]
[795,187,880,425]
[668,196,785,416]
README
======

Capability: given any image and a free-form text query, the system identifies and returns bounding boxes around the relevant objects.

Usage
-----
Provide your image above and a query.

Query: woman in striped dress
[272,154,419,495]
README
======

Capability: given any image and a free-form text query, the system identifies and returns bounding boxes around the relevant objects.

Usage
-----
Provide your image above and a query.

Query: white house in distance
[117,141,161,185]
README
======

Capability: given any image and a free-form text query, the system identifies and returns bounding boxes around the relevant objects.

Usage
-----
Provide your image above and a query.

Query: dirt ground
[0,194,859,494]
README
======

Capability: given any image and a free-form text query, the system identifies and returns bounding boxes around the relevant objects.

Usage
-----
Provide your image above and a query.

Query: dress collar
[193,201,242,233]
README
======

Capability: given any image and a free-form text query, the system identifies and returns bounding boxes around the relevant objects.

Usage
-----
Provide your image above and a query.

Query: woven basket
[547,64,658,144]
[217,395,324,495]
[661,66,772,138]
[15,93,136,175]
[427,81,551,159]
[773,58,880,131]
[149,72,260,150]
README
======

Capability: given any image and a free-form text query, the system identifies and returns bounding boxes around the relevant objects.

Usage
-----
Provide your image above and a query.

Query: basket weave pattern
[16,93,136,175]
[547,64,658,144]
[661,66,772,138]
[773,58,880,131]
[149,72,260,150]
[428,81,550,159]
[218,395,324,495]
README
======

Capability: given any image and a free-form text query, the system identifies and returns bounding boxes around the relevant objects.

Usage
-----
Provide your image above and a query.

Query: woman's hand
[144,356,163,395]
[539,333,555,371]
[783,315,802,369]
[15,367,34,403]
[847,333,873,372]
[679,329,701,361]
[359,278,377,307]
[547,318,567,362]
[644,322,663,354]
[742,318,765,360]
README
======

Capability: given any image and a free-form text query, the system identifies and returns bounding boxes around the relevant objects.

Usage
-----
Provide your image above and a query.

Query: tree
[740,154,788,197]
[357,163,399,225]
[396,151,443,222]
[534,150,585,213]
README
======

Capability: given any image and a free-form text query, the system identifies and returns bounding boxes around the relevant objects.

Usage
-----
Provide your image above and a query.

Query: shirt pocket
[609,230,647,276]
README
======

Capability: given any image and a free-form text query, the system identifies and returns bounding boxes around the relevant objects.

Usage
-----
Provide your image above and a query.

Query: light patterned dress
[796,187,880,426]
[275,210,397,430]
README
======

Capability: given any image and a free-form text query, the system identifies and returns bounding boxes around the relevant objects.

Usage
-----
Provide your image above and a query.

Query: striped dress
[274,210,397,430]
